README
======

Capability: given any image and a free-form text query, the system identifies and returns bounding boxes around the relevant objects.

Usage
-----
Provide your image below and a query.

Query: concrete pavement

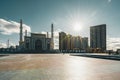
[0,54,120,80]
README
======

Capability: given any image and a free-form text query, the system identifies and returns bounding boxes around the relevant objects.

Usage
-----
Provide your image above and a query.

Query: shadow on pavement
[0,55,9,57]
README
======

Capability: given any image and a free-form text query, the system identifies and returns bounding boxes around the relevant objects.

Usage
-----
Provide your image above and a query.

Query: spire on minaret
[19,19,23,46]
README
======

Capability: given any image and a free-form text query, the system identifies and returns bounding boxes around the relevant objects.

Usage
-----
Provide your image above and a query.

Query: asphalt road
[0,54,120,80]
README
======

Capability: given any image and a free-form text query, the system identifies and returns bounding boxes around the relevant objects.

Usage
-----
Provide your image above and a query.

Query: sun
[73,22,82,31]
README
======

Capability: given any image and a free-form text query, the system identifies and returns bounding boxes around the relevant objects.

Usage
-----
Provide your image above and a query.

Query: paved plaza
[0,54,120,80]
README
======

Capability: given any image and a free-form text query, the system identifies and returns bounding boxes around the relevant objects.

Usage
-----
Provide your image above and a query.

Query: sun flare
[73,22,82,31]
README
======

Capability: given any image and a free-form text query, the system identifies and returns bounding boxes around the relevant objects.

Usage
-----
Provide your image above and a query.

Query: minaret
[47,32,49,38]
[25,30,27,36]
[51,23,54,49]
[51,23,54,39]
[19,19,23,46]
[7,39,10,48]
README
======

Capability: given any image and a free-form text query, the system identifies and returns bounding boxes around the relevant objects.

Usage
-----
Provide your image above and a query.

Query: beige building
[59,32,88,51]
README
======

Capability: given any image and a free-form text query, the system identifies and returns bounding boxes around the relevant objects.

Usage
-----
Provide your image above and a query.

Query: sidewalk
[70,53,120,61]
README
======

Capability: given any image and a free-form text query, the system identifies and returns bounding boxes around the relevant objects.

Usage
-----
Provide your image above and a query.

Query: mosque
[19,19,54,52]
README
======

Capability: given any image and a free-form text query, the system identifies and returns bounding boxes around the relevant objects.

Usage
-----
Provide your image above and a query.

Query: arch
[35,39,42,51]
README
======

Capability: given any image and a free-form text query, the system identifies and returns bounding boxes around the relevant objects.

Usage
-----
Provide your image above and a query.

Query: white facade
[24,33,51,51]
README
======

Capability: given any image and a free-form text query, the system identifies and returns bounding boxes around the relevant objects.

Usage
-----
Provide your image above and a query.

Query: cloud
[0,19,31,35]
[0,40,16,48]
[108,0,111,3]
[0,43,7,48]
[107,38,120,51]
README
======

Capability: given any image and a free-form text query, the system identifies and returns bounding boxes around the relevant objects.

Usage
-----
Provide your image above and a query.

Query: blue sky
[0,0,120,50]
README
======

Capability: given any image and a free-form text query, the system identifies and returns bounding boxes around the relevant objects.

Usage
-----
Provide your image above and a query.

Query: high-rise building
[59,32,67,50]
[59,32,88,51]
[90,24,106,51]
[72,36,82,49]
[82,37,88,49]
[66,34,72,50]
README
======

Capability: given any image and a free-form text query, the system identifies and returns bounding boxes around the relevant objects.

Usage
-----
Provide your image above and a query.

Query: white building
[19,19,54,52]
[24,33,51,51]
